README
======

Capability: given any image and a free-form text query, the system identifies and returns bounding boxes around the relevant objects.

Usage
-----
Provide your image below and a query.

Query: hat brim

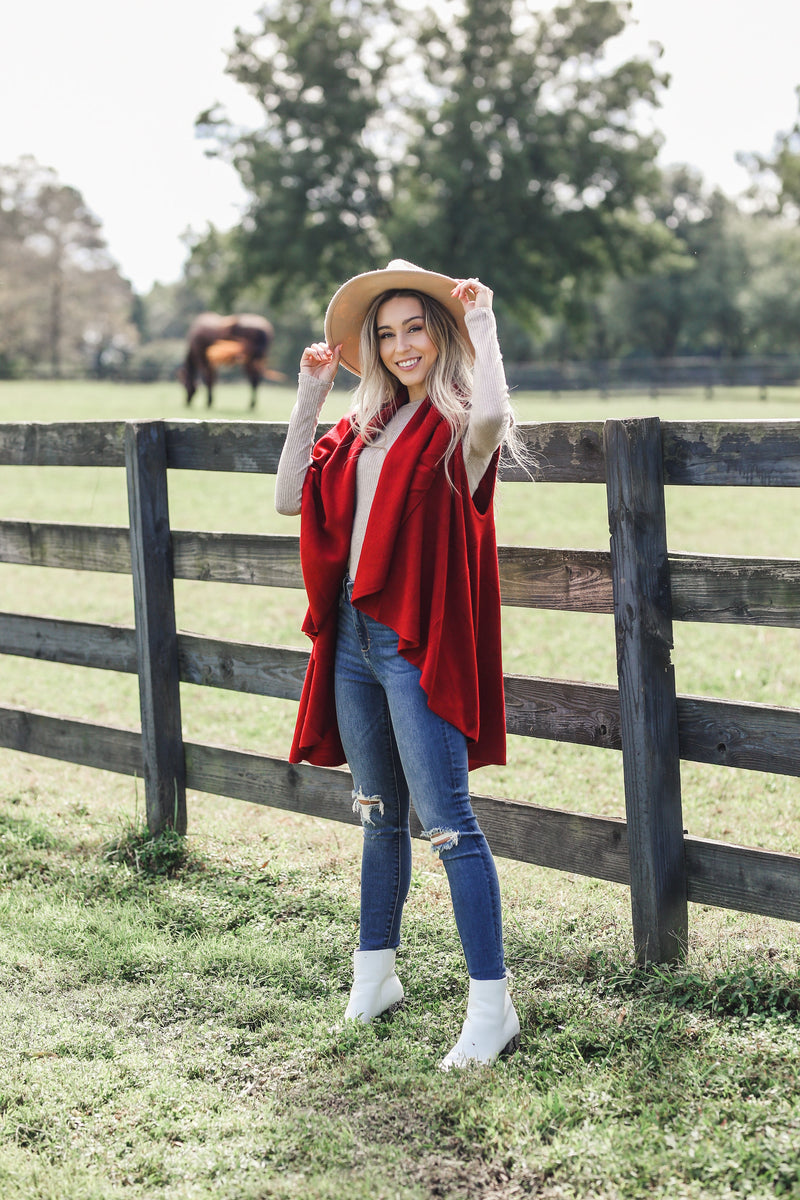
[324,265,473,377]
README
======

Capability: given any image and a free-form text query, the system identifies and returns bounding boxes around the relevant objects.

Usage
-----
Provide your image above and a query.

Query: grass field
[1,378,800,1199]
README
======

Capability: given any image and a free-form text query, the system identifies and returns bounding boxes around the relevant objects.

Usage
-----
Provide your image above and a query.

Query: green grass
[2,379,800,1198]
[1,790,800,1199]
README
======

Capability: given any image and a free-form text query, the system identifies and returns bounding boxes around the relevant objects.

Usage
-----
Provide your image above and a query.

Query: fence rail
[505,355,800,394]
[1,417,799,963]
[4,417,800,483]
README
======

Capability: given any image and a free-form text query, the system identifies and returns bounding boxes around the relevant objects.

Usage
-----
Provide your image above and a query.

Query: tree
[197,0,399,308]
[0,157,136,377]
[394,0,670,322]
[574,168,750,360]
[733,211,800,354]
[741,86,800,219]
[197,0,671,326]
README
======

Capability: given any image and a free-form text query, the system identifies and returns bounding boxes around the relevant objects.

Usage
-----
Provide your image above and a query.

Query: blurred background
[2,0,800,393]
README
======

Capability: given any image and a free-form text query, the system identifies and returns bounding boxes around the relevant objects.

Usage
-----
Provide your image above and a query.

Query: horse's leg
[199,359,215,407]
[246,357,263,410]
[180,356,197,405]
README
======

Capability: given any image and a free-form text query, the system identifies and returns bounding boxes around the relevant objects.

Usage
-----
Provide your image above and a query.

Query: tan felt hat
[323,259,473,376]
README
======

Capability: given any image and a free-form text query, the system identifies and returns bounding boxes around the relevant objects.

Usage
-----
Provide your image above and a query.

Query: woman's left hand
[451,277,493,311]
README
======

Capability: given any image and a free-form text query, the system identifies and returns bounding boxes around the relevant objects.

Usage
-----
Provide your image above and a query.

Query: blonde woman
[276,260,521,1069]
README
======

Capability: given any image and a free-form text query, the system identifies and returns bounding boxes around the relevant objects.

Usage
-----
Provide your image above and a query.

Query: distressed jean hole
[352,788,384,825]
[424,827,461,855]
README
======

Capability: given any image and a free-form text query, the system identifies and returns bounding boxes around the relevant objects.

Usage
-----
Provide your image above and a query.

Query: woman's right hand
[300,341,341,385]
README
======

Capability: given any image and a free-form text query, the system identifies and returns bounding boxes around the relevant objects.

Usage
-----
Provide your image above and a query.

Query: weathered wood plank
[125,422,186,834]
[5,521,797,628]
[0,612,138,672]
[164,421,298,473]
[605,416,688,963]
[180,743,800,915]
[497,547,613,610]
[685,837,800,922]
[1,419,609,482]
[469,792,629,880]
[185,742,355,820]
[174,416,800,487]
[670,552,800,626]
[171,531,304,587]
[0,522,618,607]
[177,634,308,701]
[3,418,800,486]
[172,538,619,604]
[504,674,621,747]
[500,422,606,482]
[0,421,127,466]
[0,704,142,775]
[662,420,800,486]
[0,520,131,572]
[505,677,800,777]
[0,612,309,701]
[678,694,800,776]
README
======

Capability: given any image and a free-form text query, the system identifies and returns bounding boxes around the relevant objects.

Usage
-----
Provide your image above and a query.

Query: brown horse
[179,313,284,408]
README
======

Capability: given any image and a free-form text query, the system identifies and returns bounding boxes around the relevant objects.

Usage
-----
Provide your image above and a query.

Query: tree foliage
[393,0,670,318]
[197,0,399,307]
[741,86,800,219]
[539,165,800,360]
[198,0,670,324]
[601,169,748,359]
[0,157,136,378]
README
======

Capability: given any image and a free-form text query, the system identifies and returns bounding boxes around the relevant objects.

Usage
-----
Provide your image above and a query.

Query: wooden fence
[505,354,800,394]
[1,417,799,964]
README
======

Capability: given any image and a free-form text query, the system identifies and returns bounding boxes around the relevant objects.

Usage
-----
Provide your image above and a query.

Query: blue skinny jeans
[334,577,506,980]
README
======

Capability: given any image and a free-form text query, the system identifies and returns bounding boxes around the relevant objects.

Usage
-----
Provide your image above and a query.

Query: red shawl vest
[290,397,506,771]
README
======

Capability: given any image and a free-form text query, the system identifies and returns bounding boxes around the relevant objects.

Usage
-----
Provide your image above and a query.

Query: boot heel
[381,998,405,1019]
[500,1032,520,1058]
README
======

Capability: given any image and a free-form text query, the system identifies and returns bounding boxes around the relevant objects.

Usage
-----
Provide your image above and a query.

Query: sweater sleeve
[274,373,333,515]
[462,306,511,495]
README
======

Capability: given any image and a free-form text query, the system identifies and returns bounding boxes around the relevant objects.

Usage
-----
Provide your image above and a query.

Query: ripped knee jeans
[334,578,505,980]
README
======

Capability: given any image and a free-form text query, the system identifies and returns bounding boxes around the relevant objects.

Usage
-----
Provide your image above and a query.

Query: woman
[275,260,521,1069]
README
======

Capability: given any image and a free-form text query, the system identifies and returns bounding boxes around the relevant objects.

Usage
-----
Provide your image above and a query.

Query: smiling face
[375,294,439,402]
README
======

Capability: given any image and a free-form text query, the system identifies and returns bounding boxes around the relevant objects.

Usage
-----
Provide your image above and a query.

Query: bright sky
[2,0,799,294]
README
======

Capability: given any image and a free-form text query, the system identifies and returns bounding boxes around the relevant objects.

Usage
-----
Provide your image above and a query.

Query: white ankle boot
[344,948,404,1023]
[440,975,521,1070]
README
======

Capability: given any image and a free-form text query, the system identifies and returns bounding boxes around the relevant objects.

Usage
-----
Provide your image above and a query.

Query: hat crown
[385,258,423,272]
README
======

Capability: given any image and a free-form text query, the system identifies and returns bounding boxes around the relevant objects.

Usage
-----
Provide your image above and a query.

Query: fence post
[125,421,186,835]
[604,417,687,963]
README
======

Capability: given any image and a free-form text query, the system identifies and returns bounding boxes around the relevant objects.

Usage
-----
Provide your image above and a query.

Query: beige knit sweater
[275,306,511,577]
